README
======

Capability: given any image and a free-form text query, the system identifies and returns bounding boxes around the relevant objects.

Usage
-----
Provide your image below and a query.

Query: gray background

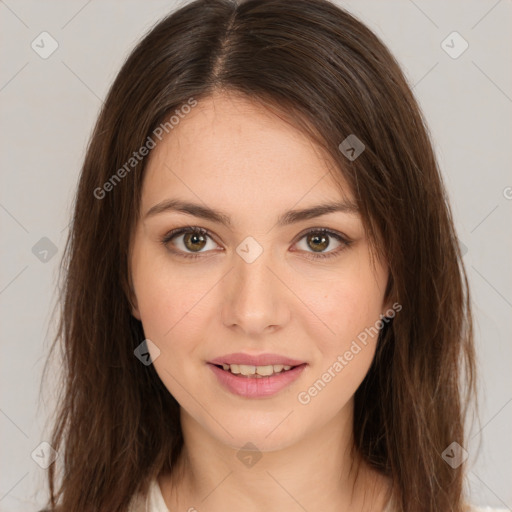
[0,0,511,510]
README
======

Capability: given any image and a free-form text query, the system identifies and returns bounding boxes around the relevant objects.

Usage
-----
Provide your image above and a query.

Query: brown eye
[306,232,330,252]
[294,228,351,260]
[161,226,351,261]
[183,231,208,252]
[161,226,218,259]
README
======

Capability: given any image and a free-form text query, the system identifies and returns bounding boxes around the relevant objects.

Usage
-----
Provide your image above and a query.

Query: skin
[129,91,393,512]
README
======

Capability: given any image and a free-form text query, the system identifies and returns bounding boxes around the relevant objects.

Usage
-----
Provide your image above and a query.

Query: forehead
[142,92,353,208]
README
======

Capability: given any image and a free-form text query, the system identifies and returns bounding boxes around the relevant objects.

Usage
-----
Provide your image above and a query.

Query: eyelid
[293,226,350,245]
[161,225,352,260]
[291,227,352,260]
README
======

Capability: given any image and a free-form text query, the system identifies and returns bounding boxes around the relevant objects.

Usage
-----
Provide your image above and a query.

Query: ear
[131,299,141,321]
[128,280,142,321]
[380,271,395,318]
[381,301,395,320]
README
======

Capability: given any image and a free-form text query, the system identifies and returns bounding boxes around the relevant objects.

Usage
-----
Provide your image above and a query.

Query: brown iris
[307,232,329,252]
[184,232,207,252]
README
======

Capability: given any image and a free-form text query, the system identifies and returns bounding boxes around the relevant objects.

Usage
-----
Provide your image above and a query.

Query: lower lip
[208,363,307,398]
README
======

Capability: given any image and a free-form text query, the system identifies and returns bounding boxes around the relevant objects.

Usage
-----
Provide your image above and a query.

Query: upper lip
[208,353,306,367]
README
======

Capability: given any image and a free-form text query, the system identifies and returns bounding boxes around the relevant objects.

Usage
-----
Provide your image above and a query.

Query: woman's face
[130,91,391,451]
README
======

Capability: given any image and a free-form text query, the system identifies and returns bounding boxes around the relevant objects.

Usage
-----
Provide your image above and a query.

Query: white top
[127,478,510,512]
[127,478,169,511]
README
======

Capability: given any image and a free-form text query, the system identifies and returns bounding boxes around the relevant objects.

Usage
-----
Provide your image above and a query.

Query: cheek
[133,264,208,396]
[295,277,382,416]
[300,267,385,353]
[132,251,211,341]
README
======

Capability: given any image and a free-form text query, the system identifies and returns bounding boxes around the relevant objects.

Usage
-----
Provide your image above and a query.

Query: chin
[200,409,306,452]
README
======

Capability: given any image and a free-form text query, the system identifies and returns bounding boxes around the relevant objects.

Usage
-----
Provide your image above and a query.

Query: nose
[221,249,291,337]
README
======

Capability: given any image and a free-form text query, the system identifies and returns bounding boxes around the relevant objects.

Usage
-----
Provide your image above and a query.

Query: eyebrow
[144,198,359,227]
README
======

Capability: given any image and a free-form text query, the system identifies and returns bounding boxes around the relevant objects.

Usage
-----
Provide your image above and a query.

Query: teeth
[221,363,297,377]
[255,365,273,376]
[239,364,256,376]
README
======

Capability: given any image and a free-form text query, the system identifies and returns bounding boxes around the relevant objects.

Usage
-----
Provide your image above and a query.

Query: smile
[218,363,294,377]
[208,362,307,398]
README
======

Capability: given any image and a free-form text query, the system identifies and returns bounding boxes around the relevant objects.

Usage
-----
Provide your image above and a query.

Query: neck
[159,402,392,512]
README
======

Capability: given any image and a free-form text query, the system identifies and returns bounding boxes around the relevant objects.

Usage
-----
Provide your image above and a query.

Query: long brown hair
[40,0,477,510]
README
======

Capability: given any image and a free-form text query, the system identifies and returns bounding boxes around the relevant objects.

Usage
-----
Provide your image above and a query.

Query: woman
[40,0,504,511]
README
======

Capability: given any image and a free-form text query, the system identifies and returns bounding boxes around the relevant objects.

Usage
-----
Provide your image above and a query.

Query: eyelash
[160,226,352,261]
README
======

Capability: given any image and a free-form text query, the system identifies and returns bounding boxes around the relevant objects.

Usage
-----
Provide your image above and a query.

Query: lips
[208,352,305,367]
[207,352,307,398]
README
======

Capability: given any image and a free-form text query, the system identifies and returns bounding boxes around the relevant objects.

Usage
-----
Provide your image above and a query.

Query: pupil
[309,233,328,252]
[183,232,329,253]
[185,233,206,251]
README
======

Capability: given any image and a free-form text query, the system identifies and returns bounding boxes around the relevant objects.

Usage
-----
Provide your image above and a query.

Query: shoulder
[467,506,511,512]
[127,477,171,512]
[126,488,148,512]
[38,479,168,512]
[384,500,509,512]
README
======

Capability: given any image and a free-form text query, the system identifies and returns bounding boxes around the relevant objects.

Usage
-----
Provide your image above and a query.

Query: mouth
[207,361,308,398]
[211,362,304,378]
